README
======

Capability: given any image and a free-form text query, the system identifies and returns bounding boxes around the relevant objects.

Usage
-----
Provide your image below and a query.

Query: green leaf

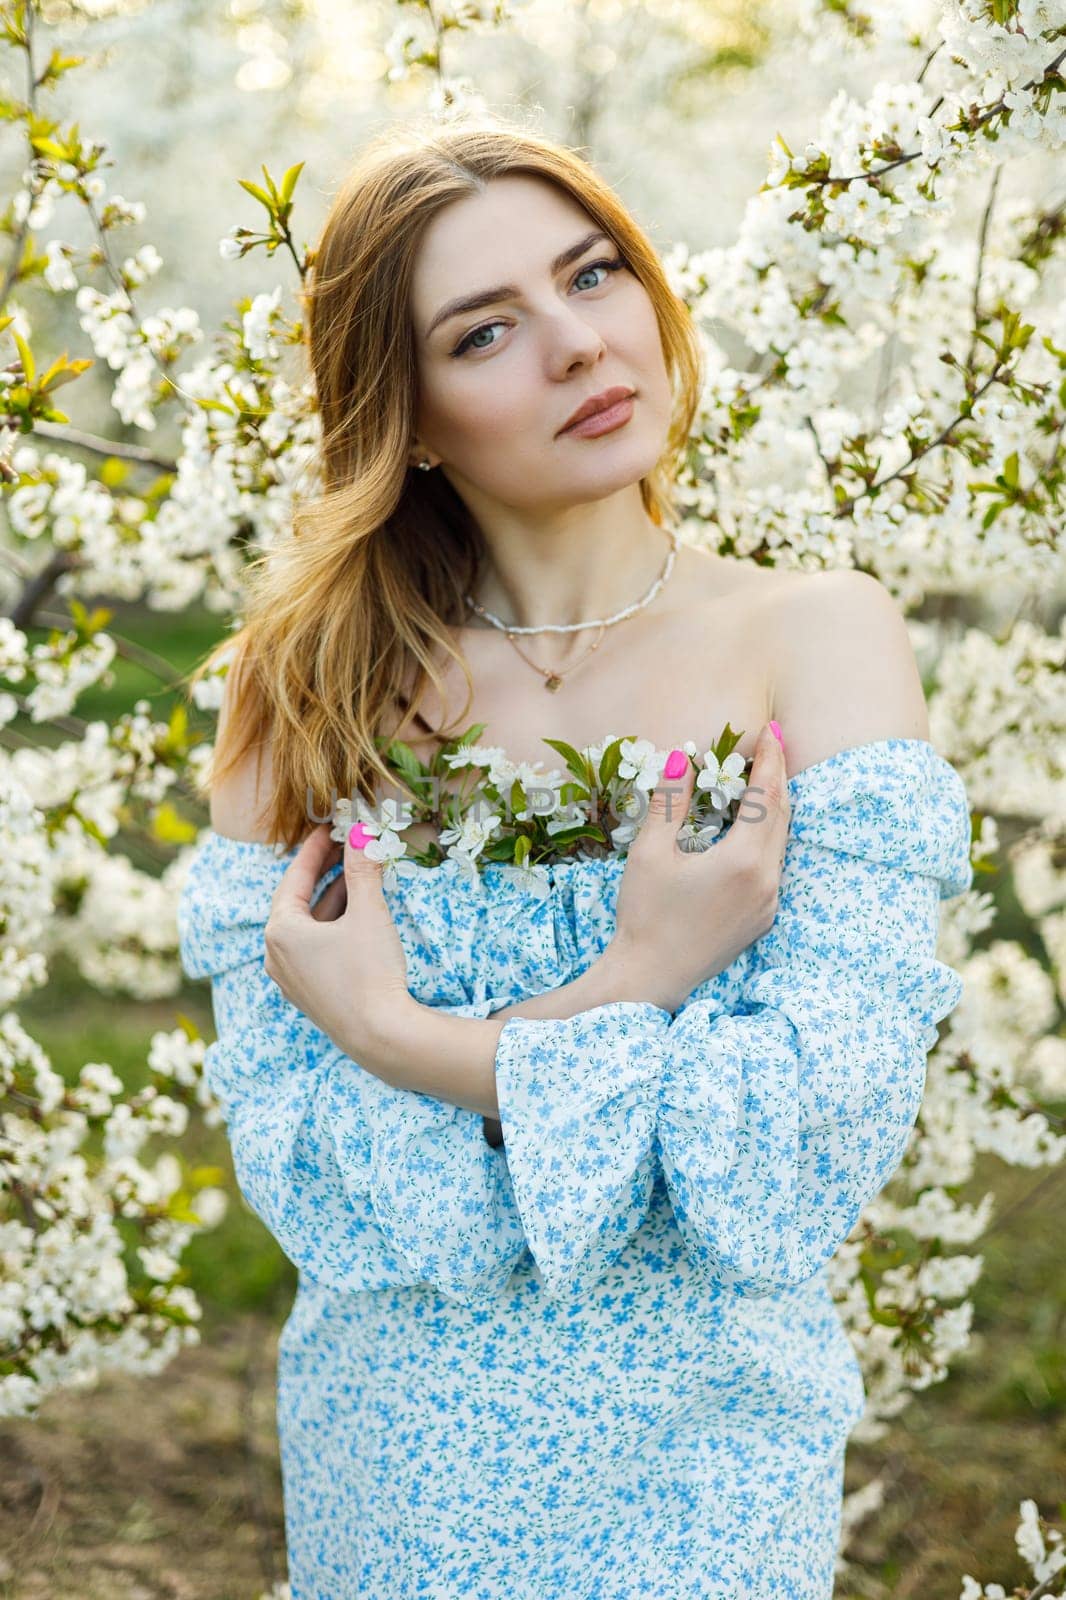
[544,824,606,846]
[381,738,427,791]
[188,1165,227,1185]
[169,701,188,742]
[279,161,304,206]
[238,178,274,211]
[598,736,631,788]
[540,737,590,786]
[38,358,93,392]
[31,135,69,160]
[711,720,745,763]
[13,330,34,383]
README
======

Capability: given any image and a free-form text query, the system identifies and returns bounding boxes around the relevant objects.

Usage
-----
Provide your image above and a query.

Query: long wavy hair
[183,111,705,849]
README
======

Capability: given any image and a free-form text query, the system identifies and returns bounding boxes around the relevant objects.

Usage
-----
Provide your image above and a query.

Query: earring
[417,459,432,471]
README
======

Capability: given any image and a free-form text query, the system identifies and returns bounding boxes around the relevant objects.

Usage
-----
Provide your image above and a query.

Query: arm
[347,932,677,1120]
[653,572,970,1296]
[656,801,968,1297]
[181,831,681,1303]
[179,833,530,1306]
[480,739,971,1301]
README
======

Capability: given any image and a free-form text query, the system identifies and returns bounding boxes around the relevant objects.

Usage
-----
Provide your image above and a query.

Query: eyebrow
[424,229,613,341]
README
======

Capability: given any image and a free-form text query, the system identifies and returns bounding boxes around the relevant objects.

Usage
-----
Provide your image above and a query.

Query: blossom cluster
[324,725,751,889]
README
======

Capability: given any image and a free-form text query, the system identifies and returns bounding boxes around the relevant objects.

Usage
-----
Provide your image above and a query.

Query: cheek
[421,357,549,452]
[629,299,671,376]
[631,309,676,420]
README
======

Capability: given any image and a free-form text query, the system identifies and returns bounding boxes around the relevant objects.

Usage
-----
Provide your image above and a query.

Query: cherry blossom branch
[965,166,1002,376]
[33,608,182,685]
[805,47,1066,189]
[0,1,40,313]
[29,417,176,470]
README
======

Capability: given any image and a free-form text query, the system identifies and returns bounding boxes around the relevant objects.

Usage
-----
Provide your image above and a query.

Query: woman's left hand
[263,821,413,1055]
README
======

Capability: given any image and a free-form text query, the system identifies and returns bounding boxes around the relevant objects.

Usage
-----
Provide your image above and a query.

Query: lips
[560,385,636,433]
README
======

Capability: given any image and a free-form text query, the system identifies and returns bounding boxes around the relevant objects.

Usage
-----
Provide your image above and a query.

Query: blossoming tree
[0,0,1063,1593]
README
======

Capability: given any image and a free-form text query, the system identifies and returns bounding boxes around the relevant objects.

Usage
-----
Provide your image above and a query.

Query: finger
[769,722,791,832]
[734,723,789,847]
[343,819,386,908]
[748,721,787,805]
[641,748,697,846]
[272,822,339,917]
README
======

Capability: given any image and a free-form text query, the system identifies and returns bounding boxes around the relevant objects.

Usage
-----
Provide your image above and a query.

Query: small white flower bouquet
[327,720,754,883]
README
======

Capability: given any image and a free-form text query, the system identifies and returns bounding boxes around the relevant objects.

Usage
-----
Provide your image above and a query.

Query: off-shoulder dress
[177,737,973,1600]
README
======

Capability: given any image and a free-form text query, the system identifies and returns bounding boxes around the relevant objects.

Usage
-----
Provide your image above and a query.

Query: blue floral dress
[177,737,972,1600]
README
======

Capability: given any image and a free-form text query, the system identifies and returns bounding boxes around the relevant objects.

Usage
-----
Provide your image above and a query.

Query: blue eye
[450,256,628,358]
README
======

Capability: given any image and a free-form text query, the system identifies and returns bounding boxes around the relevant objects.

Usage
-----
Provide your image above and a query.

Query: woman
[178,113,973,1599]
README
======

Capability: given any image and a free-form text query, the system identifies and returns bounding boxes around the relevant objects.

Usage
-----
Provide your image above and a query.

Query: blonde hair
[184,111,705,849]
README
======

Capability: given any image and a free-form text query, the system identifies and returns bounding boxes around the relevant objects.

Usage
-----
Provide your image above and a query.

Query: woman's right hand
[608,721,791,1015]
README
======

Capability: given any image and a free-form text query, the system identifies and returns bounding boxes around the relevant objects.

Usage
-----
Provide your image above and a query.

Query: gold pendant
[545,674,562,691]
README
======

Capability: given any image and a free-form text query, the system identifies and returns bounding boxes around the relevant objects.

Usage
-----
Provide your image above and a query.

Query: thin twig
[34,607,182,685]
[29,417,176,471]
[965,166,1002,375]
[981,1163,1066,1241]
[807,48,1066,188]
[0,5,38,313]
[8,548,79,629]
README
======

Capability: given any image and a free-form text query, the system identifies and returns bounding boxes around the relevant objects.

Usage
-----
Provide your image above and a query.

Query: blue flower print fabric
[178,736,972,1600]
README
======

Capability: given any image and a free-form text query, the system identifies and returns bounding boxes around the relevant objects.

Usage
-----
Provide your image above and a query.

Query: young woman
[178,113,973,1599]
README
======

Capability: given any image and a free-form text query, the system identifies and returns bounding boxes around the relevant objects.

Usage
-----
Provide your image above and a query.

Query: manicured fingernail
[348,822,372,849]
[663,748,687,779]
[768,721,784,747]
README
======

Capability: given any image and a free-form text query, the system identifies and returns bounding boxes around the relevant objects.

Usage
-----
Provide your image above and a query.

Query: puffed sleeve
[656,737,973,1298]
[178,832,528,1306]
[492,999,671,1299]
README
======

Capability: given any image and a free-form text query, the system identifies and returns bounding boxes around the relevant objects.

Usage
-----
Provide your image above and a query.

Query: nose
[543,304,607,376]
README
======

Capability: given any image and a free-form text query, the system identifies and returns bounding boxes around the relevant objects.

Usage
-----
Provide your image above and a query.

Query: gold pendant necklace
[501,621,608,691]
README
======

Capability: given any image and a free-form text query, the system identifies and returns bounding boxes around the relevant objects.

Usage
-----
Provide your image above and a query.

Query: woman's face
[408,174,675,514]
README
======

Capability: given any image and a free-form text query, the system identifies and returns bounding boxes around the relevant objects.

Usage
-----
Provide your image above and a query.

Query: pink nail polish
[348,822,372,849]
[663,748,687,779]
[768,721,784,747]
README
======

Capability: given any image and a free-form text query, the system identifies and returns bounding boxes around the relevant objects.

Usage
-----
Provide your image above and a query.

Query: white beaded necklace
[462,525,681,693]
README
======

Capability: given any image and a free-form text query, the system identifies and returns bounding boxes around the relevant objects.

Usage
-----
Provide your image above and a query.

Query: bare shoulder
[673,544,787,609]
[207,664,279,845]
[766,567,930,777]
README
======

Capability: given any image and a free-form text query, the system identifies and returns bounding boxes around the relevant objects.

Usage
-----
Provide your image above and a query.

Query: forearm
[336,938,676,1120]
[484,934,677,1024]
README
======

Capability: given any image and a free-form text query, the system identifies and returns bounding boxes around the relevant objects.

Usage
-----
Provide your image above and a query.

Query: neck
[463,497,676,633]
